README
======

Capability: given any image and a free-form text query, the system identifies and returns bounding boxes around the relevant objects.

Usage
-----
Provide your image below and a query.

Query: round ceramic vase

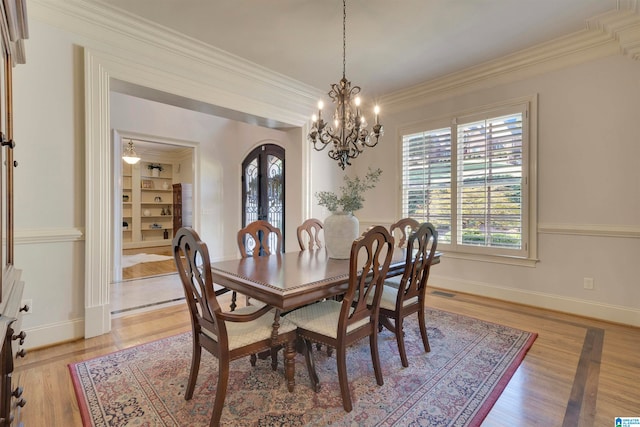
[324,212,359,259]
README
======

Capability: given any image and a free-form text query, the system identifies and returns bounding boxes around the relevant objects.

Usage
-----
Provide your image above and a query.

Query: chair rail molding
[15,227,83,244]
[538,223,640,239]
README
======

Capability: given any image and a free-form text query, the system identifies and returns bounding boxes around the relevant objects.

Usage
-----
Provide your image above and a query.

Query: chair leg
[418,307,431,353]
[336,343,353,412]
[210,356,230,427]
[230,291,237,311]
[250,353,257,366]
[302,338,320,392]
[185,339,202,400]
[270,346,279,371]
[395,316,409,368]
[369,327,384,386]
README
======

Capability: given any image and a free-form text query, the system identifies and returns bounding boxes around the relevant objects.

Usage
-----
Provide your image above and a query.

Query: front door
[241,144,285,253]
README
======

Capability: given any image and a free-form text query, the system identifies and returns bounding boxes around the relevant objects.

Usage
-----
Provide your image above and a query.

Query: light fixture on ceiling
[308,0,383,170]
[122,139,141,164]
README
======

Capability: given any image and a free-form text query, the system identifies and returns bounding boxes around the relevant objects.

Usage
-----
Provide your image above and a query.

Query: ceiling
[97,0,619,98]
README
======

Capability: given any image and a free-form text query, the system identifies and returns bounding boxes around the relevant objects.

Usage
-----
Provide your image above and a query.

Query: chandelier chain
[342,0,346,80]
[307,0,383,169]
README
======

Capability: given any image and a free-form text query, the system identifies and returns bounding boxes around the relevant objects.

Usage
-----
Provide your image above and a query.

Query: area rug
[121,253,174,268]
[69,308,536,426]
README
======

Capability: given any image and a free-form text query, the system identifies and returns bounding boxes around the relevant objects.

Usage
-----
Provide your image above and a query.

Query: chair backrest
[237,220,283,257]
[296,218,324,250]
[396,222,438,304]
[340,225,394,332]
[389,218,420,248]
[173,227,228,345]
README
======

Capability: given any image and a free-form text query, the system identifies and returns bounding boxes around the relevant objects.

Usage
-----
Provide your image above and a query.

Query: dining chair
[297,218,324,250]
[375,222,438,367]
[389,217,420,249]
[173,227,297,426]
[286,225,394,412]
[237,220,282,365]
[386,217,420,289]
[238,219,282,257]
[296,218,332,355]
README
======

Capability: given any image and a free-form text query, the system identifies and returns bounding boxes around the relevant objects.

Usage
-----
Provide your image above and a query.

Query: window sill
[439,251,539,267]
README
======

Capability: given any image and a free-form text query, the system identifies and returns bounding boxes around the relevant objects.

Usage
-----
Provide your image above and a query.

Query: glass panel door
[241,144,285,255]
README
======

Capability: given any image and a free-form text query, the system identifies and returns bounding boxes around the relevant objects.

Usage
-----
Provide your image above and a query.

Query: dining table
[209,247,440,391]
[210,247,440,313]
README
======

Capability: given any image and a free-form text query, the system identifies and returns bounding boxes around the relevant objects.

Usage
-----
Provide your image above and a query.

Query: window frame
[398,95,538,265]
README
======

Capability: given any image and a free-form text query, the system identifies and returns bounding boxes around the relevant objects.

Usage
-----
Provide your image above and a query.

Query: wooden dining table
[209,247,440,391]
[210,247,440,313]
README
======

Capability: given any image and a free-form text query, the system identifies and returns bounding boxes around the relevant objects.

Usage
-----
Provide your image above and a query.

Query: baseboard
[431,275,640,327]
[22,317,85,350]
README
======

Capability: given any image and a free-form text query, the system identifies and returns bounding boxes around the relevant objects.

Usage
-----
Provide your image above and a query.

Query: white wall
[14,4,318,347]
[110,92,302,257]
[360,53,640,325]
[12,2,640,350]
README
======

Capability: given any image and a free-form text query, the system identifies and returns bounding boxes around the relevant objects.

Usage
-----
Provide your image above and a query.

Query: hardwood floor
[15,289,639,426]
[122,245,176,280]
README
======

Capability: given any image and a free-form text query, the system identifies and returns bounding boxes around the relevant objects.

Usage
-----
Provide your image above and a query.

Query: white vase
[151,168,159,177]
[324,212,359,259]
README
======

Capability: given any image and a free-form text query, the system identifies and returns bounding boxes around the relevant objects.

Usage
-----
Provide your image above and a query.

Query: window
[401,100,534,259]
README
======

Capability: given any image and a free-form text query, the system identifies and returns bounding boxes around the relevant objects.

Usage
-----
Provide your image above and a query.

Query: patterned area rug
[70,308,536,426]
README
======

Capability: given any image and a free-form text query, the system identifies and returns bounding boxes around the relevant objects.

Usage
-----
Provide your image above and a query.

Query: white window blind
[402,127,452,244]
[457,113,523,251]
[401,102,530,258]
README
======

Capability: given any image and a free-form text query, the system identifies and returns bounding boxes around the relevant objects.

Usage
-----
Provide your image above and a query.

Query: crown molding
[381,5,640,112]
[588,0,640,60]
[29,0,321,125]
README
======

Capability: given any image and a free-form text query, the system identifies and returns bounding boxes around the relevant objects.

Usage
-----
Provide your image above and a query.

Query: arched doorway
[241,144,285,255]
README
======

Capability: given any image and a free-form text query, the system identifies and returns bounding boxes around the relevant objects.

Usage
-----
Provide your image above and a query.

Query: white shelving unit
[122,160,174,249]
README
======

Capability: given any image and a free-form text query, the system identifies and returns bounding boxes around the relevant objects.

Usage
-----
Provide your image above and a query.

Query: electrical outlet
[20,299,32,314]
[583,277,594,290]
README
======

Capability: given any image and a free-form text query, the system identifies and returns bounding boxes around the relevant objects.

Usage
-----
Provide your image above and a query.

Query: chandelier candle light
[308,0,383,170]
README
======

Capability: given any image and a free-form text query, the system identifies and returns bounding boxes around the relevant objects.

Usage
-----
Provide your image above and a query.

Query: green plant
[315,167,382,213]
[147,163,163,171]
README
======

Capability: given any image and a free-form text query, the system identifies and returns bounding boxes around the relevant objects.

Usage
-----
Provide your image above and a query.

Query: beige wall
[12,2,640,348]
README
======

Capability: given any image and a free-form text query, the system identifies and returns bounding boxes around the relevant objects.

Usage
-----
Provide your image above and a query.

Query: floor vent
[431,290,455,298]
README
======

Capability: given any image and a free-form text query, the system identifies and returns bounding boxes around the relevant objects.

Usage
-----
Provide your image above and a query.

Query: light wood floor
[15,289,640,426]
[122,245,176,280]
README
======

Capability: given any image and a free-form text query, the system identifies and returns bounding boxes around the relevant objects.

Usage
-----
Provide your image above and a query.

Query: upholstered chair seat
[285,300,369,339]
[201,306,296,350]
[369,285,419,311]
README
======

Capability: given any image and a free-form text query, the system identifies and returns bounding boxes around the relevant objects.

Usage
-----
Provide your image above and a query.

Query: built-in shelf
[122,160,175,249]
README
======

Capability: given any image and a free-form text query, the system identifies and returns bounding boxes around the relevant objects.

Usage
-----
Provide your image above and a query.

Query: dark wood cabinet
[0,2,28,425]
[172,183,193,236]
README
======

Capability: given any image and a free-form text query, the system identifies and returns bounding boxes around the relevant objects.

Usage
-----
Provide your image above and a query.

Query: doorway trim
[112,130,198,283]
[84,47,313,338]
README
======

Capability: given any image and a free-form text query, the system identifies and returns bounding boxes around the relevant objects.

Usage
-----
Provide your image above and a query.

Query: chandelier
[122,139,141,164]
[308,0,383,170]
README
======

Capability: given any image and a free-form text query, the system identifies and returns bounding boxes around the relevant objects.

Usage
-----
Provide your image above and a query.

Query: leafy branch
[315,167,382,213]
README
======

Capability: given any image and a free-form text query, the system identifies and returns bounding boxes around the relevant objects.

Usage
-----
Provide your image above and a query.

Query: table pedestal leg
[284,339,296,392]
